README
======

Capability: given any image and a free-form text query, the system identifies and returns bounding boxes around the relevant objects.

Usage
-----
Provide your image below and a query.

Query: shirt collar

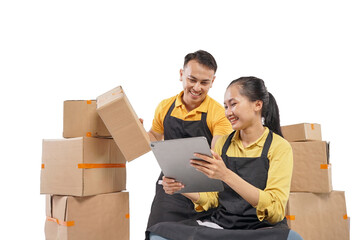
[175,91,209,113]
[232,127,269,149]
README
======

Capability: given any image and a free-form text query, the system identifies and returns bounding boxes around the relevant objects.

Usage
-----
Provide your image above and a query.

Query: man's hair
[183,50,217,73]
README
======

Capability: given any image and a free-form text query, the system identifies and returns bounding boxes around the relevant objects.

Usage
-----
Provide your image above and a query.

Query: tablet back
[150,137,224,193]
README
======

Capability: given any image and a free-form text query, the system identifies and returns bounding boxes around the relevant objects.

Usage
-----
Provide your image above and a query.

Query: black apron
[146,100,213,235]
[148,130,290,240]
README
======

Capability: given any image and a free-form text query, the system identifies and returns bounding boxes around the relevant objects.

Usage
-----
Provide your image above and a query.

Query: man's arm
[211,135,222,150]
[148,128,164,142]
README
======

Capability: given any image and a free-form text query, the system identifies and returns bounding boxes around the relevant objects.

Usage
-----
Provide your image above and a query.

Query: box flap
[326,142,330,164]
[52,195,70,222]
[45,195,52,217]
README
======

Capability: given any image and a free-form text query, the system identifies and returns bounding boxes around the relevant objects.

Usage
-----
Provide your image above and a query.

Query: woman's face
[224,85,262,130]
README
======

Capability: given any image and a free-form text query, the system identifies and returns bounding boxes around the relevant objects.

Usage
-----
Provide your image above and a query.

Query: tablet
[150,136,224,193]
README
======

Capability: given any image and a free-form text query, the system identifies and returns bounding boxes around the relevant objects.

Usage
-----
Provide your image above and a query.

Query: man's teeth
[190,91,201,96]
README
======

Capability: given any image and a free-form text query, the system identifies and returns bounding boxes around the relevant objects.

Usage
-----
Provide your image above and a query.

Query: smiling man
[146,50,233,238]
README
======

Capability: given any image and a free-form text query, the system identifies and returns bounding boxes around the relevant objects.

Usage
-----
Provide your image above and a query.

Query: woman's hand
[162,176,184,195]
[190,150,230,181]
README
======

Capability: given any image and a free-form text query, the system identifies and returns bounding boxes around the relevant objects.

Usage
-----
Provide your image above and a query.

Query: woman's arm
[191,151,260,207]
[192,144,293,223]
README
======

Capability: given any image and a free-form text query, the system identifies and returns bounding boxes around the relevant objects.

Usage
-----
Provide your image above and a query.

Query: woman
[148,76,303,240]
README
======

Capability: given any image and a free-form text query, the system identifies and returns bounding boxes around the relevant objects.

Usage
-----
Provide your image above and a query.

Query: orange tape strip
[87,100,92,104]
[41,164,45,169]
[86,132,92,137]
[78,163,126,169]
[286,215,295,220]
[311,123,315,130]
[343,214,348,220]
[47,216,74,227]
[125,213,130,219]
[320,164,329,169]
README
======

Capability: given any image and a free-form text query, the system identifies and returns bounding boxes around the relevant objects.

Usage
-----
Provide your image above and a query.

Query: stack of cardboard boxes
[282,123,350,239]
[40,86,151,240]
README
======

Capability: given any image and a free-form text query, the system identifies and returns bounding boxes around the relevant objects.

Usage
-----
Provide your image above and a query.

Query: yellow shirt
[194,127,293,224]
[152,91,233,137]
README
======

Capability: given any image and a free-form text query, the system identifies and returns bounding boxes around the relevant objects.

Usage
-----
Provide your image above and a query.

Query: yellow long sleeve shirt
[193,127,293,224]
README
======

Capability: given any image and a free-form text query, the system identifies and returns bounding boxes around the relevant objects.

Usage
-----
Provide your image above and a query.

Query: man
[146,50,233,236]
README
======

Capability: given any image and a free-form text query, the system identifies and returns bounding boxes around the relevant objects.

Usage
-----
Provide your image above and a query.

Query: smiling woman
[148,76,303,240]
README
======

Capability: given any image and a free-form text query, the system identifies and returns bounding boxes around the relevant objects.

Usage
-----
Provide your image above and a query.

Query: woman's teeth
[229,117,238,124]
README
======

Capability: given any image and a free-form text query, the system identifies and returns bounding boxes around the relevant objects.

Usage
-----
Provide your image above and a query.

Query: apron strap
[200,112,213,146]
[260,131,273,158]
[164,100,176,119]
[221,131,236,157]
[221,130,273,158]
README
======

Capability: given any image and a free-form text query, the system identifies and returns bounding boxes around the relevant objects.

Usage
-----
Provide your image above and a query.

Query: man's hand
[162,176,184,195]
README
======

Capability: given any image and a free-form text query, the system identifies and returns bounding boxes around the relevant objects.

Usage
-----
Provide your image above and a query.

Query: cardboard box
[45,192,129,240]
[282,123,322,142]
[97,86,151,161]
[63,100,111,138]
[41,137,126,196]
[290,141,332,193]
[286,191,349,240]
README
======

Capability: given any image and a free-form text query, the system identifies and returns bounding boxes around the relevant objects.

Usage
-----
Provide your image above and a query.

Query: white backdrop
[1,1,358,239]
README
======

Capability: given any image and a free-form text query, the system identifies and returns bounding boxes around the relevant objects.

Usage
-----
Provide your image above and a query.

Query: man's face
[180,60,215,110]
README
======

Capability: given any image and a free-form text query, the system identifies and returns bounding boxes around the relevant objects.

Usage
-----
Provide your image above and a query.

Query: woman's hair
[228,76,283,137]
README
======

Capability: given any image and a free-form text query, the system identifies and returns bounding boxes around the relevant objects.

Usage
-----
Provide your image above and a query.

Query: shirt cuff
[193,192,209,212]
[256,189,271,221]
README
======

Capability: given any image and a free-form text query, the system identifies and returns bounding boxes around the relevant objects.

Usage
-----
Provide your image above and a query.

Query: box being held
[290,141,332,193]
[281,123,322,142]
[286,191,349,240]
[97,86,151,162]
[45,192,129,240]
[40,137,126,196]
[63,100,111,138]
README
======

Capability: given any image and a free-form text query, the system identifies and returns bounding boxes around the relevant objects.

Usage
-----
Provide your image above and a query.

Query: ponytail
[263,92,283,137]
[228,77,283,137]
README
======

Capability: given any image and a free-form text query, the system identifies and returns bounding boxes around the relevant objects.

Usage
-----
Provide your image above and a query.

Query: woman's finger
[193,153,214,163]
[191,162,214,177]
[190,159,210,168]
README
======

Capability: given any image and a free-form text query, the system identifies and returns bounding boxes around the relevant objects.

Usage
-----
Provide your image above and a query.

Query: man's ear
[179,69,184,82]
[210,75,216,88]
